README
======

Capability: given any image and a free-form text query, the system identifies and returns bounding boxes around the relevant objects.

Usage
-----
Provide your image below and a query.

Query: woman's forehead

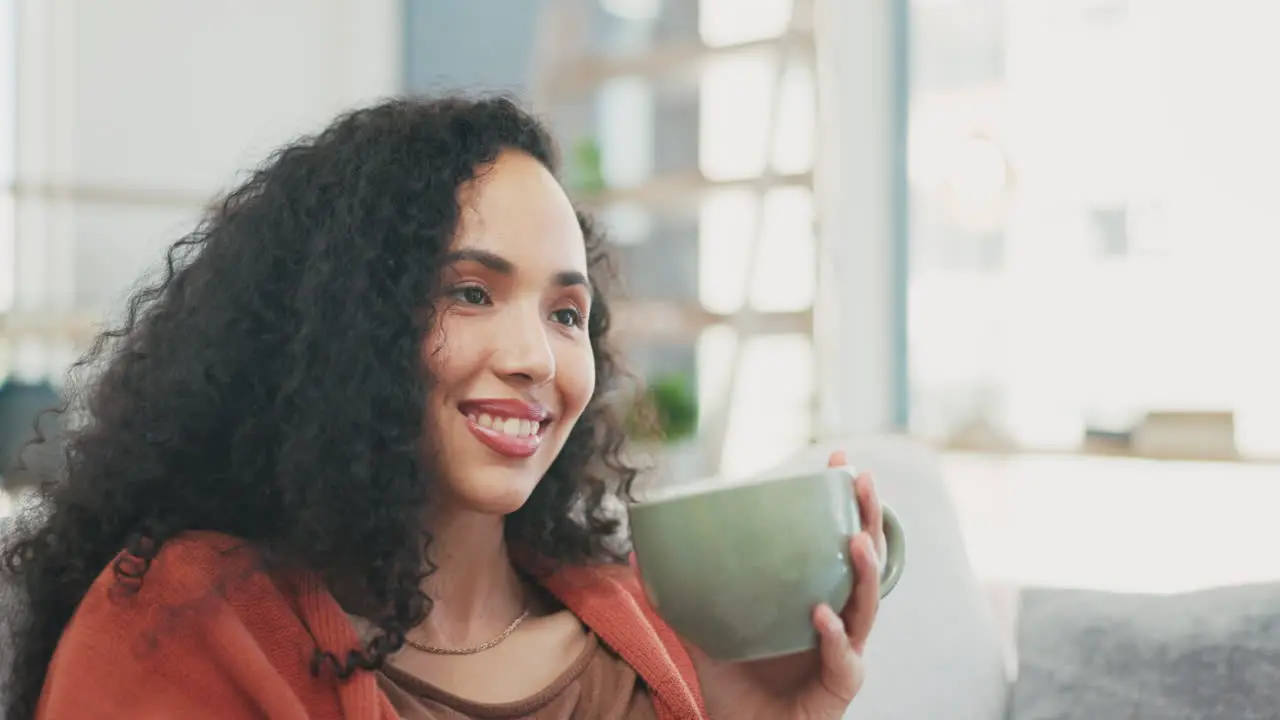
[451,152,586,272]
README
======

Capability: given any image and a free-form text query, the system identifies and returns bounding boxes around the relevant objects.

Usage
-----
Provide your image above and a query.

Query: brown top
[376,632,659,719]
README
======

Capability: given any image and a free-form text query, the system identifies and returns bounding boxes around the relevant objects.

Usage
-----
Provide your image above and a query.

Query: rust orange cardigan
[36,531,708,719]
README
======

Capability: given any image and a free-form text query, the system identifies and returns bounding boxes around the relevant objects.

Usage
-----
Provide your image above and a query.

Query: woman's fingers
[814,603,863,702]
[826,453,883,653]
[804,452,878,710]
[854,472,887,559]
[841,532,881,654]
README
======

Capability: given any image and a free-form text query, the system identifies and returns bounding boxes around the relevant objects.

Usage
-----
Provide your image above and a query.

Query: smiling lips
[457,398,552,458]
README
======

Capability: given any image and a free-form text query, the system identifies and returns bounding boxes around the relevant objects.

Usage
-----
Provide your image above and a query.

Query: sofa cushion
[1011,582,1280,719]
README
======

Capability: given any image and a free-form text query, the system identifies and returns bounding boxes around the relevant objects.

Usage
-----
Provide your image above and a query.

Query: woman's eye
[452,286,491,306]
[551,308,584,328]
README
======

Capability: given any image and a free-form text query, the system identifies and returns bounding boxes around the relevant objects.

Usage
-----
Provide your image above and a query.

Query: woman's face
[424,150,596,515]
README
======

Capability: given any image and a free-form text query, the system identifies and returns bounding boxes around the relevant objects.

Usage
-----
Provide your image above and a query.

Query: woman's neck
[415,506,526,649]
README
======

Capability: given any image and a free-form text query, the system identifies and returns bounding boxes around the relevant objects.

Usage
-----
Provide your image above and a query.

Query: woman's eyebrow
[445,249,590,292]
[443,248,514,274]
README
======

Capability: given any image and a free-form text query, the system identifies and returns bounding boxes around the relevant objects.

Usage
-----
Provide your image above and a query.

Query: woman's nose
[492,308,555,386]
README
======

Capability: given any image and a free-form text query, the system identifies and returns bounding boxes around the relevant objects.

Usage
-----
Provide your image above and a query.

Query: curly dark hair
[0,95,639,719]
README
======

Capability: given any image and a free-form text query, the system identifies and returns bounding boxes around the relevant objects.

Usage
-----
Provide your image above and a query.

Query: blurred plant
[629,371,698,444]
[567,137,605,194]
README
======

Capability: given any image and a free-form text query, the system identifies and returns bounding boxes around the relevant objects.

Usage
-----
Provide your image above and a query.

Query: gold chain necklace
[404,609,531,656]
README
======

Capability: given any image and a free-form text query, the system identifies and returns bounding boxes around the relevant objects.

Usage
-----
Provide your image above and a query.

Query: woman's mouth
[457,399,552,459]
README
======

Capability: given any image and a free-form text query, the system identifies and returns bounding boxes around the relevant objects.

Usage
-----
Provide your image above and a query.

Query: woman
[1,96,886,719]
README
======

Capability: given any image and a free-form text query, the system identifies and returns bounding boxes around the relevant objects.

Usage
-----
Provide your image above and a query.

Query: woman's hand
[686,449,885,720]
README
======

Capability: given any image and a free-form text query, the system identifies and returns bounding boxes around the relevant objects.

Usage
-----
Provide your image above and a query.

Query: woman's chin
[443,471,542,517]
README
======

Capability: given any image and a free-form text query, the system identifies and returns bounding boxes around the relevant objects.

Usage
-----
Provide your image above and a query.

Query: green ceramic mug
[628,465,905,662]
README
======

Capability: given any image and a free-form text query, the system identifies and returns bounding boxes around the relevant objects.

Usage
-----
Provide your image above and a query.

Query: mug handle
[876,504,906,598]
[835,466,906,598]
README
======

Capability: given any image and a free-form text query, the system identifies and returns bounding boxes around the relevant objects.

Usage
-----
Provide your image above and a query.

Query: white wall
[13,0,402,328]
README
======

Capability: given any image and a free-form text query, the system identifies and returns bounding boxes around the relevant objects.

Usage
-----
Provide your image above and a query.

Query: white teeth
[469,412,541,438]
